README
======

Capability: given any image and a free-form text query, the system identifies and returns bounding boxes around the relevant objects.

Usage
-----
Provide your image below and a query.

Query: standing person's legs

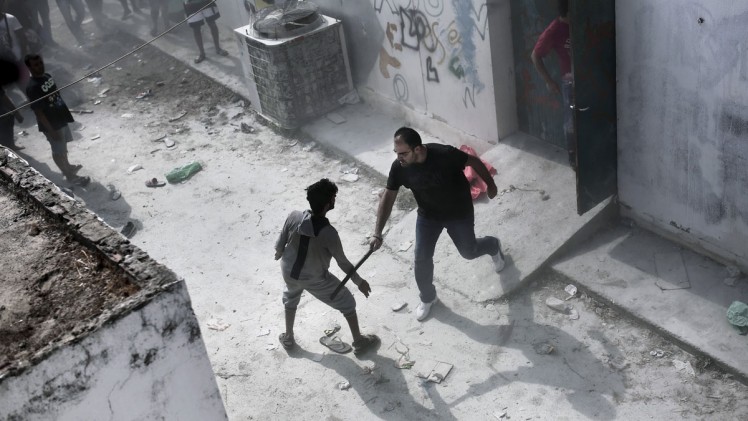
[43,126,85,182]
[190,23,206,63]
[445,215,499,260]
[205,16,227,55]
[36,0,55,44]
[414,215,444,304]
[118,0,133,19]
[55,0,86,43]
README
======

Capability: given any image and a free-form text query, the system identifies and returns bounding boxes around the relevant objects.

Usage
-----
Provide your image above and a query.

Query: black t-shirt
[386,143,472,220]
[26,73,74,132]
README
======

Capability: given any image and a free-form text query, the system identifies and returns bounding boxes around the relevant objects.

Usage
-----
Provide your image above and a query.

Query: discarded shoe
[352,334,380,356]
[145,177,165,188]
[416,298,438,321]
[120,221,136,238]
[492,239,506,272]
[319,336,351,354]
[279,333,295,350]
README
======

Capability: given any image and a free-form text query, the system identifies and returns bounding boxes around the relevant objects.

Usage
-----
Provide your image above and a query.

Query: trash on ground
[145,177,166,188]
[98,88,110,97]
[395,355,415,369]
[164,138,175,148]
[120,113,134,119]
[135,89,152,99]
[494,412,507,419]
[341,173,359,182]
[169,111,188,122]
[240,122,254,133]
[416,361,453,383]
[564,284,577,299]
[337,381,351,390]
[533,342,554,355]
[324,323,341,337]
[726,301,748,335]
[107,184,121,201]
[650,349,665,358]
[93,100,101,105]
[207,319,230,331]
[568,308,579,320]
[120,221,136,238]
[165,161,202,183]
[399,241,412,252]
[266,344,277,351]
[545,297,571,314]
[156,81,165,87]
[257,328,270,337]
[70,109,93,114]
[609,357,629,371]
[391,302,407,312]
[18,130,28,136]
[673,359,696,377]
[326,112,346,124]
[127,164,143,174]
[337,90,360,105]
[90,134,100,140]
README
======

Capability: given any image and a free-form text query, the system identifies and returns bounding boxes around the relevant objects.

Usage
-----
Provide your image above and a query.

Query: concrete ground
[101,1,747,382]
[9,3,748,419]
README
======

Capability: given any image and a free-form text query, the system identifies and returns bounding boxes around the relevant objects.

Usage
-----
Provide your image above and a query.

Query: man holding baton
[275,178,379,355]
[369,127,506,321]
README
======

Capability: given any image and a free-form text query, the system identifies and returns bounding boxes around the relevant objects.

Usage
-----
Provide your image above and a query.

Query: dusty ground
[3,8,748,420]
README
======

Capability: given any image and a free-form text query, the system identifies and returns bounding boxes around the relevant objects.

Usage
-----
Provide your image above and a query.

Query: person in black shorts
[182,0,228,63]
[369,127,506,321]
[24,53,88,186]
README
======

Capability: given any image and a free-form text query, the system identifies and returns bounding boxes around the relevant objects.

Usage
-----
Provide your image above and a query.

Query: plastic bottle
[165,161,203,183]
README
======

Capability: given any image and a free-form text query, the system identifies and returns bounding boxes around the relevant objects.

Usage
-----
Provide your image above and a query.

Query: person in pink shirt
[531,0,576,169]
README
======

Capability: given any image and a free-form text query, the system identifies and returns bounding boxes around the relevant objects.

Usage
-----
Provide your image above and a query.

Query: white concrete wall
[311,0,516,144]
[0,283,227,421]
[617,1,748,268]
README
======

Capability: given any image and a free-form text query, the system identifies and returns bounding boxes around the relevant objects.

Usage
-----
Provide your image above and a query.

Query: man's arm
[32,108,59,140]
[530,49,560,95]
[329,232,371,297]
[274,213,293,260]
[466,155,498,199]
[369,188,398,250]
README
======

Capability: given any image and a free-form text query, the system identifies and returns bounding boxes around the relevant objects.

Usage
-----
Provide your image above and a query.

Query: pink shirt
[533,18,571,77]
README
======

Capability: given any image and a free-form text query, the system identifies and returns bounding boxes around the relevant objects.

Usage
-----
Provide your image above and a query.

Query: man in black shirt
[24,53,88,186]
[370,127,505,321]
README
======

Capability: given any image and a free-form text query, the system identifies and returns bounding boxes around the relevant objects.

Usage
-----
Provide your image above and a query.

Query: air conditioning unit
[234,4,353,129]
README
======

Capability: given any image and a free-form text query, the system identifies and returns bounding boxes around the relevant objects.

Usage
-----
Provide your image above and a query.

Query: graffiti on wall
[374,0,489,109]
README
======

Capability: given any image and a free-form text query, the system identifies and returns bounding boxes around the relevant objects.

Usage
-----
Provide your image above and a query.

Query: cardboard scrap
[416,360,453,383]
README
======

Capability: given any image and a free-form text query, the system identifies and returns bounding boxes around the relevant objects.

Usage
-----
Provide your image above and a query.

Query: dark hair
[394,126,422,149]
[24,53,42,67]
[306,178,338,214]
[558,0,569,17]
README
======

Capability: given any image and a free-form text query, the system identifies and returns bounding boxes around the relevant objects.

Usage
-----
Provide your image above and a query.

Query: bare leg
[191,25,205,63]
[207,20,228,55]
[344,311,363,342]
[284,308,296,339]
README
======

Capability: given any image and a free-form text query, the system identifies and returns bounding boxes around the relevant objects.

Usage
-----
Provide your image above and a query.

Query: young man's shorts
[185,3,220,28]
[43,125,72,155]
[282,271,357,316]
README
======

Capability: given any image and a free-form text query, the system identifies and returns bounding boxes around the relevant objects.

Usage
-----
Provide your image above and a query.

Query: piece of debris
[609,357,629,371]
[127,164,143,174]
[726,301,748,335]
[564,284,577,299]
[240,122,254,133]
[97,88,110,97]
[324,324,341,337]
[257,328,270,337]
[70,109,93,114]
[28,223,40,236]
[533,342,554,355]
[164,138,175,148]
[494,412,507,419]
[93,100,101,105]
[207,319,230,331]
[568,309,579,320]
[326,112,346,124]
[169,111,188,122]
[135,89,152,100]
[416,360,453,383]
[391,302,407,312]
[341,173,359,182]
[90,134,100,140]
[337,90,360,105]
[395,355,415,369]
[120,221,136,238]
[672,359,696,377]
[337,381,351,390]
[156,81,165,87]
[545,297,571,314]
[650,349,665,358]
[265,344,277,351]
[398,241,412,252]
[121,113,134,119]
[18,130,28,136]
[361,364,376,374]
[165,161,202,184]
[107,184,121,201]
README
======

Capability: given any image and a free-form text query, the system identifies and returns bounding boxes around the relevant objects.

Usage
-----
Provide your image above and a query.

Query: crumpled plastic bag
[726,301,748,335]
[460,145,497,200]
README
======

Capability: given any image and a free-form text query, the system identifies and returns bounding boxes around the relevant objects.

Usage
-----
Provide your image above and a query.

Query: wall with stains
[314,0,516,142]
[617,1,748,267]
[0,283,227,420]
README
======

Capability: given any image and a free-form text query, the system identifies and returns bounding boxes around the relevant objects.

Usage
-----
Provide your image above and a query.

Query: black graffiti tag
[426,57,439,82]
[399,7,436,52]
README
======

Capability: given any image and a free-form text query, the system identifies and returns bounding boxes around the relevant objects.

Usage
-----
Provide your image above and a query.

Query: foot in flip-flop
[352,334,380,356]
[319,335,352,354]
[279,333,295,350]
[145,178,165,188]
[194,53,205,64]
[216,48,228,56]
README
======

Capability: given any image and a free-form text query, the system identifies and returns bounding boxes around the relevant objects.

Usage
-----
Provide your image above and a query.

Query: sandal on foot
[352,334,380,356]
[216,48,228,57]
[279,333,295,350]
[194,54,205,64]
[319,336,352,354]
